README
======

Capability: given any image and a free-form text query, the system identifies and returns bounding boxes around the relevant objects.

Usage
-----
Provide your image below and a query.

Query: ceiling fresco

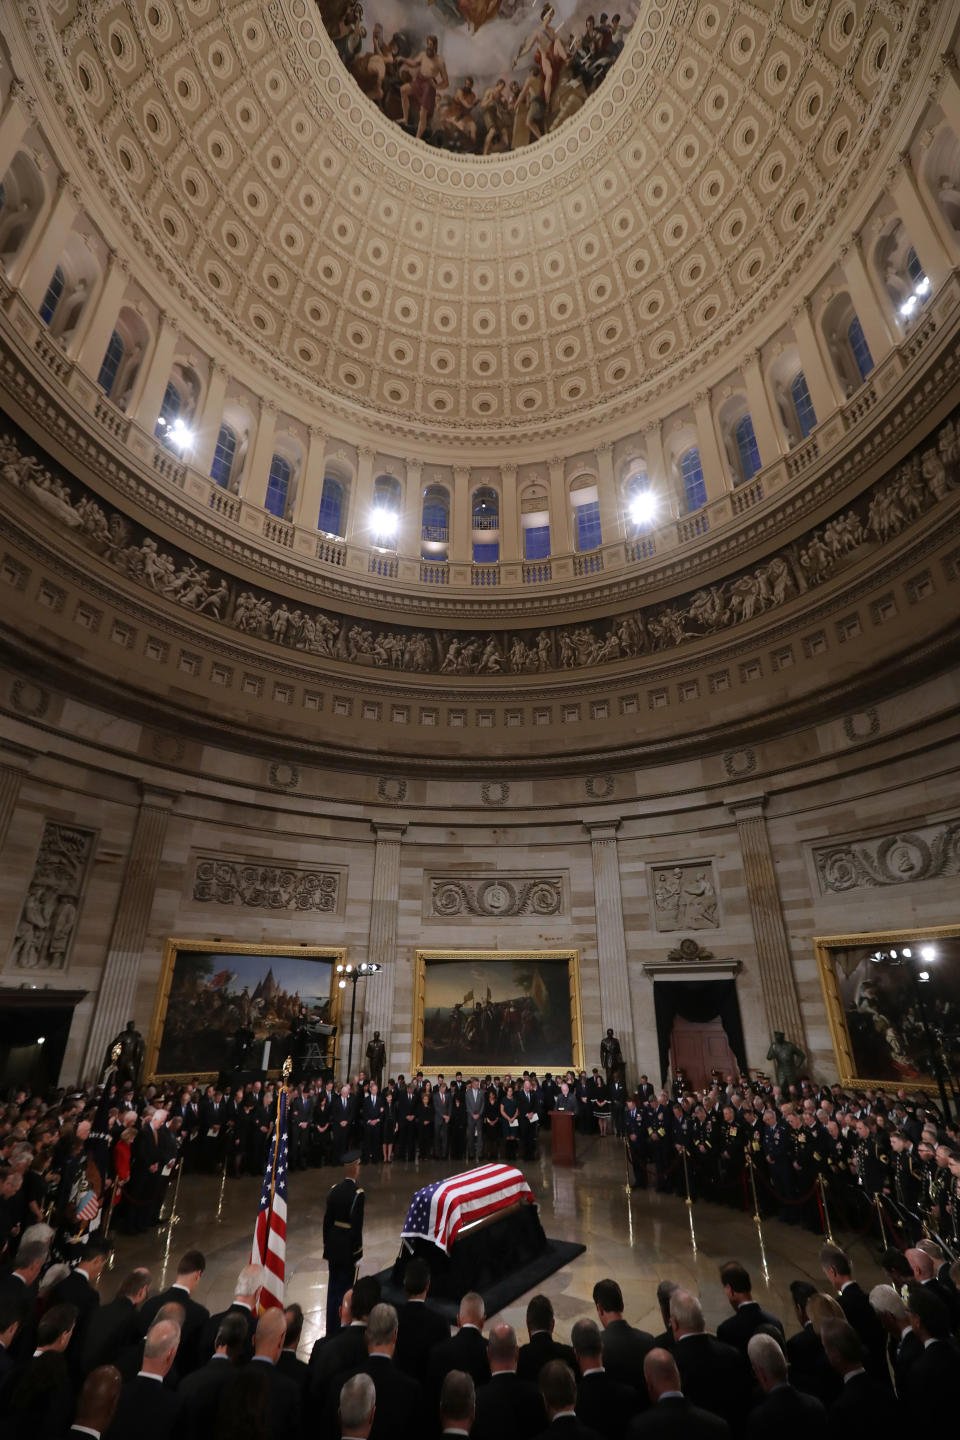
[316,0,640,152]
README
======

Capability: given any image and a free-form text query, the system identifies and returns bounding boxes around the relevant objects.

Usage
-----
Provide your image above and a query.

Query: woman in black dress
[417,1082,434,1159]
[449,1086,467,1162]
[483,1086,501,1160]
[500,1083,519,1164]
[381,1085,396,1163]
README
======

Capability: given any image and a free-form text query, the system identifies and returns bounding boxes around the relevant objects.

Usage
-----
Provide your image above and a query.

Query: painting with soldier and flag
[414,950,583,1072]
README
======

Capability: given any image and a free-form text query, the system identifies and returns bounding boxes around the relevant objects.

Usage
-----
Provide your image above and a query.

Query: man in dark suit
[0,1237,46,1363]
[49,1238,111,1381]
[650,1282,678,1351]
[626,1349,729,1439]
[105,1316,182,1440]
[308,1275,381,1405]
[82,1267,150,1375]
[394,1259,450,1384]
[199,1262,262,1362]
[326,1303,420,1440]
[715,1262,784,1353]
[746,1331,825,1438]
[637,1077,656,1103]
[139,1250,208,1374]
[819,1244,887,1383]
[277,1303,309,1399]
[531,1359,601,1440]
[323,1152,364,1336]
[433,1082,453,1161]
[668,1290,751,1431]
[427,1292,489,1397]
[821,1318,898,1439]
[176,1313,247,1440]
[593,1278,654,1400]
[65,1363,122,1440]
[465,1078,485,1162]
[518,1294,576,1384]
[2,1302,77,1440]
[337,1371,377,1439]
[472,1323,545,1440]
[517,1080,541,1161]
[0,1293,21,1385]
[439,1370,476,1438]
[906,1245,960,1326]
[361,1084,384,1165]
[244,1308,302,1440]
[571,1319,637,1439]
[899,1283,960,1424]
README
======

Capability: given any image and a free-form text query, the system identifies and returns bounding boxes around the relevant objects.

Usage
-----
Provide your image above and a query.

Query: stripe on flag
[251,1088,288,1310]
[401,1163,535,1254]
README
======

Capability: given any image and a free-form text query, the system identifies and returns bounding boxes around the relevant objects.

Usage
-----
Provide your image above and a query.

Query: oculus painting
[150,943,337,1079]
[316,0,641,153]
[417,952,581,1070]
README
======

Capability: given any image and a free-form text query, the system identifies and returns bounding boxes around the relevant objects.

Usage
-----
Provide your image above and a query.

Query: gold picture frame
[413,948,584,1075]
[814,924,960,1092]
[146,939,345,1083]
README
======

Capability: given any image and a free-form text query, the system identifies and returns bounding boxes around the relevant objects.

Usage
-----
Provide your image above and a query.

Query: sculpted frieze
[191,856,341,912]
[0,409,958,679]
[813,820,960,894]
[8,821,95,971]
[430,875,564,917]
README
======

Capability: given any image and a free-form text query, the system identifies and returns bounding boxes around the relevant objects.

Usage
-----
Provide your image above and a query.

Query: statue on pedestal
[101,1019,145,1087]
[366,1030,386,1089]
[766,1030,806,1092]
[600,1027,624,1087]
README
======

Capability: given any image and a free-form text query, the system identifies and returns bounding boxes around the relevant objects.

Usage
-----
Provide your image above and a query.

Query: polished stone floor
[112,1136,886,1355]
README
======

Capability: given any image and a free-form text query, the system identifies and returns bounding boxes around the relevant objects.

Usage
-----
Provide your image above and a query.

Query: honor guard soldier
[323,1150,364,1337]
[623,1097,646,1188]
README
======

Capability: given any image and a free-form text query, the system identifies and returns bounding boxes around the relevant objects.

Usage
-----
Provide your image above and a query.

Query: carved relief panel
[8,821,96,971]
[427,874,565,920]
[190,856,344,915]
[648,861,720,932]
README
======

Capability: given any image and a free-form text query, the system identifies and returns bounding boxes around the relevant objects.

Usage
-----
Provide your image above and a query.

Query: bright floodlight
[902,947,912,959]
[37,1036,45,1045]
[918,970,930,983]
[900,295,918,317]
[920,945,936,964]
[166,417,194,451]
[629,489,658,527]
[916,276,931,296]
[371,506,398,536]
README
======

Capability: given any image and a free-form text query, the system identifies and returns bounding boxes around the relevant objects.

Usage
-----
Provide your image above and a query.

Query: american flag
[401,1163,534,1255]
[251,1088,288,1310]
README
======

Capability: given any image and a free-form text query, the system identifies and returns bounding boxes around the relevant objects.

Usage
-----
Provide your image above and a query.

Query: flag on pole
[251,1086,288,1310]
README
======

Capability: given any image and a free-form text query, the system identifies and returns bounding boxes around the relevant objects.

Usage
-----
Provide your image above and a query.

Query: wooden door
[669,1016,738,1092]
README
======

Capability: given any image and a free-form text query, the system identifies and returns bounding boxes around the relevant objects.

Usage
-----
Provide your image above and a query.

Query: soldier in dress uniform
[651,1091,674,1192]
[323,1150,364,1337]
[623,1097,646,1188]
[717,1104,748,1208]
[886,1129,924,1239]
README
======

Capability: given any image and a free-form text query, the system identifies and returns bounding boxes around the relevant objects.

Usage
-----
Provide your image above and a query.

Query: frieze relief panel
[812,820,960,894]
[191,856,344,914]
[0,410,958,679]
[428,874,565,919]
[8,821,96,971]
[649,861,720,932]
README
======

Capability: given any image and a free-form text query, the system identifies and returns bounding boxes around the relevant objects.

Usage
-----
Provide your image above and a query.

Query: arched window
[906,246,925,285]
[524,524,551,560]
[472,487,499,530]
[155,379,182,441]
[38,264,64,326]
[318,476,344,534]
[847,316,874,382]
[210,424,237,489]
[421,497,448,539]
[790,372,817,439]
[576,499,602,551]
[96,330,124,397]
[734,415,761,481]
[680,447,707,511]
[265,454,292,518]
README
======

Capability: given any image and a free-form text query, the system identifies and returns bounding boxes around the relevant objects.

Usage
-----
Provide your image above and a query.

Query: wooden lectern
[550,1109,576,1166]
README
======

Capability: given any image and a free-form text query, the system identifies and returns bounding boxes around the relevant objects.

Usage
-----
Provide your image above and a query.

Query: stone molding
[191,855,342,913]
[428,874,565,918]
[649,861,720,932]
[813,818,960,894]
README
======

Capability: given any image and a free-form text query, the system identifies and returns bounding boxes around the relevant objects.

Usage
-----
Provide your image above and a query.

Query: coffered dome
[29,0,937,443]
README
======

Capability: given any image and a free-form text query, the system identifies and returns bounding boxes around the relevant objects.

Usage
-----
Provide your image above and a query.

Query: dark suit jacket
[329,1353,421,1440]
[140,1286,209,1374]
[576,1369,637,1439]
[472,1371,546,1440]
[175,1355,239,1440]
[745,1384,825,1440]
[600,1319,654,1397]
[530,1415,601,1440]
[427,1324,490,1394]
[276,1347,309,1399]
[2,1350,74,1440]
[517,1332,576,1384]
[395,1297,450,1383]
[674,1334,751,1428]
[784,1323,840,1405]
[891,1328,923,1397]
[48,1269,100,1378]
[826,1371,899,1440]
[106,1374,182,1440]
[82,1295,144,1375]
[716,1302,784,1353]
[308,1321,368,1402]
[899,1337,960,1423]
[626,1395,730,1440]
[199,1301,257,1363]
[837,1285,887,1381]
[245,1356,301,1440]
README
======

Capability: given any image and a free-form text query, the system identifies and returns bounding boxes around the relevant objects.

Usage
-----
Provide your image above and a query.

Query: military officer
[323,1150,364,1336]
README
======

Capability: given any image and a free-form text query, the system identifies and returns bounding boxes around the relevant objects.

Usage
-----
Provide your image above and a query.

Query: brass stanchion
[746,1154,770,1285]
[818,1174,834,1243]
[160,1153,184,1227]
[216,1156,228,1224]
[680,1145,697,1257]
[875,1192,889,1247]
[623,1137,634,1195]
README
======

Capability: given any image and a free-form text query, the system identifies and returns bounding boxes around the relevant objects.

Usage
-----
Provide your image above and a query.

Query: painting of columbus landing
[317,0,641,153]
[148,941,339,1080]
[415,951,583,1072]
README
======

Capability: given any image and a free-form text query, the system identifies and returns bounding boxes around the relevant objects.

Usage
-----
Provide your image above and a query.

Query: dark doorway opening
[0,990,85,1096]
[652,979,747,1088]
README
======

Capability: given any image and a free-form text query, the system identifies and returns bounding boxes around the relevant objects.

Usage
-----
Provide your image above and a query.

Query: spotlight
[628,490,658,527]
[918,970,931,983]
[889,949,898,960]
[37,1036,45,1045]
[920,945,936,964]
[338,979,346,990]
[902,947,912,959]
[166,417,194,452]
[916,276,931,297]
[370,506,398,537]
[899,295,918,317]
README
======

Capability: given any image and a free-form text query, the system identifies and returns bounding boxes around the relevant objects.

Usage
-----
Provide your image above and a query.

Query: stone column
[839,234,895,361]
[361,821,406,1079]
[398,458,423,558]
[890,155,953,291]
[500,462,520,562]
[451,464,472,564]
[728,795,805,1044]
[238,399,277,505]
[0,81,28,181]
[191,361,230,478]
[344,446,375,541]
[0,744,34,854]
[791,301,838,426]
[644,422,676,517]
[594,442,620,542]
[129,312,178,430]
[742,352,783,467]
[548,457,571,554]
[693,390,729,500]
[81,787,175,1082]
[71,251,129,372]
[585,819,636,1082]
[16,172,77,301]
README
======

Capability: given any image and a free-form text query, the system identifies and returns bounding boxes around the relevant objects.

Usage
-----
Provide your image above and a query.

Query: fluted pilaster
[0,745,33,853]
[361,821,406,1078]
[729,796,805,1043]
[585,819,635,1082]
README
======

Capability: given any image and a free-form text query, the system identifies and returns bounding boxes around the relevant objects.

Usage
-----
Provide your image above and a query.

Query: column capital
[210,358,230,380]
[726,792,767,821]
[453,464,471,482]
[740,349,761,370]
[500,462,518,478]
[885,151,910,187]
[693,388,710,407]
[259,398,277,419]
[584,817,621,842]
[358,444,376,461]
[789,297,811,322]
[404,457,423,476]
[8,79,26,106]
[138,783,178,811]
[595,439,614,454]
[549,455,565,469]
[371,820,407,842]
[0,740,37,773]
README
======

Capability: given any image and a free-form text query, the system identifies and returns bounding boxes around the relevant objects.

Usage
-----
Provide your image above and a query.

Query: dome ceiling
[37,0,926,442]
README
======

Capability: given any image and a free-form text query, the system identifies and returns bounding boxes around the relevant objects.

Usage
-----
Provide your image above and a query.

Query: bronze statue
[366,1031,386,1089]
[101,1019,145,1087]
[600,1027,624,1087]
[766,1030,806,1091]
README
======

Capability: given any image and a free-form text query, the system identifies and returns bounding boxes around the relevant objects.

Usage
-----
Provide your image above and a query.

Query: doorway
[669,1015,739,1091]
[0,990,84,1096]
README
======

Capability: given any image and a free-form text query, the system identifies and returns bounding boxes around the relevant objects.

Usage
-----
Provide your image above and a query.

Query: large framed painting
[413,949,583,1073]
[814,925,960,1091]
[146,940,344,1082]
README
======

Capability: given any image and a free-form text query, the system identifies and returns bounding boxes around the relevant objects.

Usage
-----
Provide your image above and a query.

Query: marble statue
[101,1020,146,1087]
[766,1030,806,1092]
[600,1027,624,1086]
